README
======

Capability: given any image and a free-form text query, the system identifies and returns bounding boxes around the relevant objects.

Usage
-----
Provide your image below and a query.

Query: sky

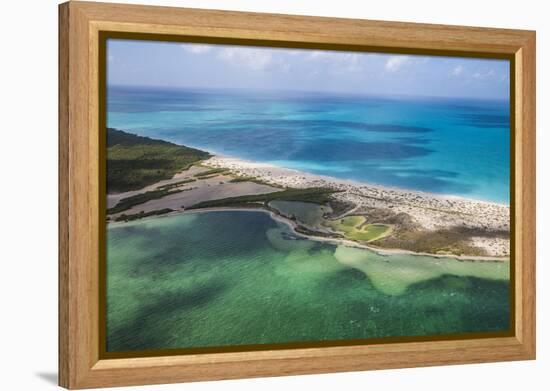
[107,39,510,100]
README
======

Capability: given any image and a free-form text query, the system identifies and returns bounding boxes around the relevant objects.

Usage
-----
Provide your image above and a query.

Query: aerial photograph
[104,39,511,353]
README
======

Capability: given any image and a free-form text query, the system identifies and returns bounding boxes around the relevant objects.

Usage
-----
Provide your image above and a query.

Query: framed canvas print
[59,1,536,389]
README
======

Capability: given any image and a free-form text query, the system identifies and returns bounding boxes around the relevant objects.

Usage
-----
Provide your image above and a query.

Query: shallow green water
[268,200,328,227]
[106,210,510,352]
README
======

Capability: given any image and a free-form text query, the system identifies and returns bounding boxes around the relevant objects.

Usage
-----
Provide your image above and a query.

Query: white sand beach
[107,155,510,259]
[205,156,510,257]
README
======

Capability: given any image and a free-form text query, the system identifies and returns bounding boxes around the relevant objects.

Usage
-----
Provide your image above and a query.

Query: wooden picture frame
[59,1,536,389]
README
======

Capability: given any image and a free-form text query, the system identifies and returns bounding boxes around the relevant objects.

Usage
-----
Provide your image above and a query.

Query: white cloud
[452,65,464,76]
[308,51,339,60]
[385,56,410,72]
[286,50,304,57]
[473,69,496,80]
[218,47,274,71]
[343,54,362,72]
[280,63,291,73]
[307,50,364,73]
[181,44,212,54]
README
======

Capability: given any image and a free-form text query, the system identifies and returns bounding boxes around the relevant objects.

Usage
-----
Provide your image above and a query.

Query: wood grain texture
[71,1,530,54]
[58,3,70,387]
[516,35,536,354]
[58,1,536,389]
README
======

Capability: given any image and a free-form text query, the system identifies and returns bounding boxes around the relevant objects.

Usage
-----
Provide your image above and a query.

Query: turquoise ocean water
[107,86,510,203]
[106,86,511,352]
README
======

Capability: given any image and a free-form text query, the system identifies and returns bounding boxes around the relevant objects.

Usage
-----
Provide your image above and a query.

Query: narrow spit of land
[106,129,510,259]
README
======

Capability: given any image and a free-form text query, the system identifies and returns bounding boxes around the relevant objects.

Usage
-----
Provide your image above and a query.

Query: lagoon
[106,210,510,352]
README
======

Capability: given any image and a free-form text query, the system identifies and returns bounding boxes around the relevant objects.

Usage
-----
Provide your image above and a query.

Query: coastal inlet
[105,128,510,352]
[106,128,510,259]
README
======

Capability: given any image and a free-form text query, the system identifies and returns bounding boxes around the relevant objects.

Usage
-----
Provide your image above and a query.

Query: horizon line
[107,83,510,102]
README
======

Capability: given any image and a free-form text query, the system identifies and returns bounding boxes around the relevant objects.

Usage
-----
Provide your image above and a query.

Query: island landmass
[106,128,510,259]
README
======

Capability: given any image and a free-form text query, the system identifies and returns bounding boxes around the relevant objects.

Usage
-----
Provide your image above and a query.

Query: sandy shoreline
[109,205,508,262]
[182,207,509,261]
[205,155,510,257]
[107,154,510,258]
[205,155,508,206]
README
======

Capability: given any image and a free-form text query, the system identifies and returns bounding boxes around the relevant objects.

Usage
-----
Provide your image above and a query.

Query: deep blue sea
[107,86,510,203]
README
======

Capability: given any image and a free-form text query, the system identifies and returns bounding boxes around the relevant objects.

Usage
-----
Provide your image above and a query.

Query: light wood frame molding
[59,1,536,389]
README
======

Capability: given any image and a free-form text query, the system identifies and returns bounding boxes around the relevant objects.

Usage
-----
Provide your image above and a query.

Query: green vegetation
[107,128,211,193]
[195,174,219,180]
[325,215,391,242]
[189,188,339,209]
[114,208,174,222]
[157,178,196,191]
[193,168,228,178]
[269,200,328,227]
[325,199,355,218]
[375,226,507,256]
[229,176,276,187]
[108,188,182,215]
[228,176,253,183]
